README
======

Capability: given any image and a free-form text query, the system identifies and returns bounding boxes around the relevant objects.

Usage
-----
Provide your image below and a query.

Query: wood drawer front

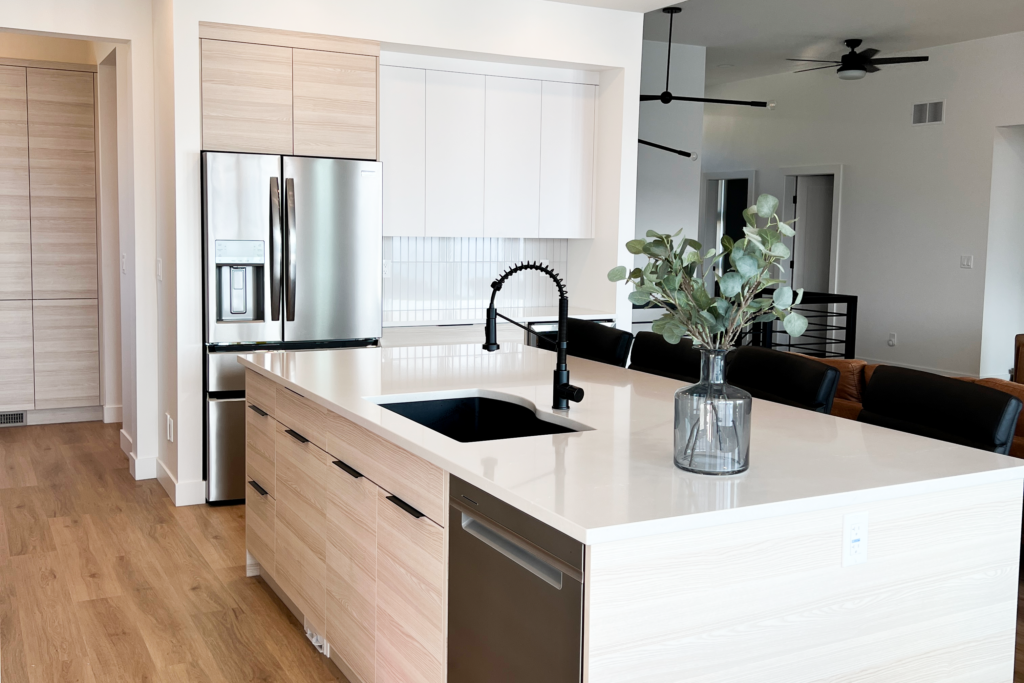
[0,300,34,411]
[327,413,446,526]
[275,421,330,634]
[246,369,277,417]
[293,49,378,160]
[326,461,378,683]
[375,487,445,683]
[245,402,276,497]
[32,299,99,409]
[245,477,275,576]
[277,385,327,451]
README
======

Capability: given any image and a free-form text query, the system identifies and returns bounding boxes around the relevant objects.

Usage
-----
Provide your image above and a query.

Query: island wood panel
[326,460,379,683]
[0,65,31,300]
[245,401,276,497]
[32,299,99,409]
[246,367,277,417]
[246,476,276,575]
[198,22,380,57]
[274,421,333,635]
[293,49,378,160]
[0,300,34,410]
[201,39,293,154]
[326,411,447,525]
[584,479,1022,683]
[276,384,328,451]
[374,487,446,683]
[26,68,97,300]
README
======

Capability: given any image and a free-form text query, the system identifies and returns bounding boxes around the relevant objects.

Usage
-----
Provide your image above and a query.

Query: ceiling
[642,0,1024,86]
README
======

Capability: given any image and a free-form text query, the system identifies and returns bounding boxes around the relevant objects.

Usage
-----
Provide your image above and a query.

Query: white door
[484,76,542,238]
[380,66,426,237]
[792,175,834,292]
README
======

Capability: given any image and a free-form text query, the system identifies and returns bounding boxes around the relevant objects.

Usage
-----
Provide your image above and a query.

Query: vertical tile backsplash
[383,237,569,324]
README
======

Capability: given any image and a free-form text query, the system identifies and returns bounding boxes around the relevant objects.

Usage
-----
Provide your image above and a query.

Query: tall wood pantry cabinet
[0,63,99,413]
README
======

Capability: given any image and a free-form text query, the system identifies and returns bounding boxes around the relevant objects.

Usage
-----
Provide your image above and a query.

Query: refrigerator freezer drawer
[207,396,246,503]
[208,351,246,392]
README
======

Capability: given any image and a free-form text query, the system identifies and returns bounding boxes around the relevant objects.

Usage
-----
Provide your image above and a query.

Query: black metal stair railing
[740,292,859,360]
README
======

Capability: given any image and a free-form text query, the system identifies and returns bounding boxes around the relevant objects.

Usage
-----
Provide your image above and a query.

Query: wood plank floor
[0,421,346,683]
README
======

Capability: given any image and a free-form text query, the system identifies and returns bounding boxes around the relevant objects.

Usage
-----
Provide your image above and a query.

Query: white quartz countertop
[239,344,1024,544]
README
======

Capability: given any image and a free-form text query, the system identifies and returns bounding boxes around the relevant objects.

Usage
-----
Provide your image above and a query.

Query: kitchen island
[240,343,1024,683]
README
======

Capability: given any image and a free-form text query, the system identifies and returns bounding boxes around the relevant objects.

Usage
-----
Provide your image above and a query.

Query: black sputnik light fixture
[640,6,773,159]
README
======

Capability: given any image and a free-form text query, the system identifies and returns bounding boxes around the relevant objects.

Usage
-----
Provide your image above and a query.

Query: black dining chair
[627,332,703,383]
[564,318,634,367]
[726,346,841,413]
[858,365,1023,454]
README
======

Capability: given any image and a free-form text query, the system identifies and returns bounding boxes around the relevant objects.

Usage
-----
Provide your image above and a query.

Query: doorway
[699,170,756,275]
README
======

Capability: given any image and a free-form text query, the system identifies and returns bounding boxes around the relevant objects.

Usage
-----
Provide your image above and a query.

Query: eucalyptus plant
[608,193,808,350]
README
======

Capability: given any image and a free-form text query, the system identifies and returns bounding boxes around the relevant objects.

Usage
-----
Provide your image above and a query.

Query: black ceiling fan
[639,7,771,159]
[788,39,929,80]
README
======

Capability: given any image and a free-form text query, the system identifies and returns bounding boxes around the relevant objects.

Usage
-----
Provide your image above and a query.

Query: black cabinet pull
[285,429,309,444]
[249,480,268,496]
[332,460,363,479]
[248,404,268,417]
[387,495,425,519]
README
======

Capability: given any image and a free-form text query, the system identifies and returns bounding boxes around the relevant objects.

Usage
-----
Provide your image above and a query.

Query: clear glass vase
[673,348,752,475]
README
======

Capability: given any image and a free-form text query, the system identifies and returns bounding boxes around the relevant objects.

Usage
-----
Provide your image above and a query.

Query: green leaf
[735,254,759,280]
[754,312,777,324]
[628,290,652,306]
[629,268,643,279]
[777,221,795,237]
[626,239,646,255]
[742,206,757,227]
[691,282,712,310]
[714,299,732,318]
[643,241,669,258]
[794,288,804,306]
[683,250,701,265]
[662,273,679,291]
[608,265,627,282]
[704,248,717,261]
[663,327,682,344]
[721,235,734,252]
[719,272,744,297]
[682,238,703,253]
[645,230,662,238]
[768,242,791,259]
[783,311,808,337]
[773,286,794,309]
[651,316,672,334]
[756,194,779,218]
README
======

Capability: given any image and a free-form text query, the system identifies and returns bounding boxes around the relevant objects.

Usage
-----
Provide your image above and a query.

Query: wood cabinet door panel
[201,40,293,154]
[539,81,596,239]
[245,402,276,498]
[245,477,275,575]
[374,488,445,683]
[0,65,31,300]
[483,76,541,238]
[0,300,34,410]
[293,49,377,160]
[27,68,97,299]
[32,299,98,409]
[326,461,378,683]
[277,384,328,451]
[246,368,277,417]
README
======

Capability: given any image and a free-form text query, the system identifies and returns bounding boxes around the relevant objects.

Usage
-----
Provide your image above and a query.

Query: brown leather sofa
[809,356,1024,459]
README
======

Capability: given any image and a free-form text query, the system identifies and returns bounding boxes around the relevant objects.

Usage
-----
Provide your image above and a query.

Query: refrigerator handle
[269,177,283,321]
[285,177,297,322]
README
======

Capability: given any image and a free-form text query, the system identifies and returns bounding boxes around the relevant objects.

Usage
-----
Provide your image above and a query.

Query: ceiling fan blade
[786,58,841,63]
[671,95,769,107]
[640,95,662,101]
[867,56,929,65]
[794,65,838,73]
[863,63,880,73]
[858,48,880,60]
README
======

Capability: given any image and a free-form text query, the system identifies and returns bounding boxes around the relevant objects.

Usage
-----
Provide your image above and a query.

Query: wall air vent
[912,101,944,125]
[0,412,26,427]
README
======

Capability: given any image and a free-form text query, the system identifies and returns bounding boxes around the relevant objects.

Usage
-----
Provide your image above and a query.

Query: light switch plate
[842,511,869,567]
[960,254,974,269]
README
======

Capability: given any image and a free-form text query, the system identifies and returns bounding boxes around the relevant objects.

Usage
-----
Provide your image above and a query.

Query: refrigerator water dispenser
[215,240,264,322]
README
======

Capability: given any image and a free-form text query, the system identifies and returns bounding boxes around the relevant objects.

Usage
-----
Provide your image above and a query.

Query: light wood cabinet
[293,49,378,160]
[276,385,328,451]
[326,459,379,683]
[0,65,31,301]
[201,40,293,155]
[245,402,276,497]
[0,300,34,410]
[27,68,97,299]
[32,299,99,409]
[483,76,542,238]
[380,66,425,237]
[245,476,276,575]
[540,81,596,239]
[375,488,446,683]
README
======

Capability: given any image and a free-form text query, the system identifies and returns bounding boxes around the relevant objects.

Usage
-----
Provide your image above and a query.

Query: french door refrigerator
[202,152,382,503]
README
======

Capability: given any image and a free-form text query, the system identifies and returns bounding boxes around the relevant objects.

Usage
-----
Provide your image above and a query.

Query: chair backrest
[726,346,840,413]
[859,365,1023,455]
[565,318,634,368]
[1014,334,1024,383]
[627,332,702,383]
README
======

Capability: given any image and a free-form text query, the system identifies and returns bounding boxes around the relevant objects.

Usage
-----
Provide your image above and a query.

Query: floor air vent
[0,412,26,427]
[912,101,944,125]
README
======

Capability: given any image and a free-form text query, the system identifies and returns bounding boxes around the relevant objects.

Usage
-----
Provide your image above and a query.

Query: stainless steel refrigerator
[203,152,382,503]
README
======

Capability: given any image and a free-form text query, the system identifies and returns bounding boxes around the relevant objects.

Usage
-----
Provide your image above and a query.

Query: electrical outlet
[157,258,163,281]
[120,253,127,274]
[382,259,391,279]
[842,511,869,567]
[166,414,174,442]
[887,332,897,347]
[960,254,974,269]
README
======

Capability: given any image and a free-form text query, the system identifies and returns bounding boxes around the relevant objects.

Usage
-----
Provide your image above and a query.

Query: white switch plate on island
[842,511,868,566]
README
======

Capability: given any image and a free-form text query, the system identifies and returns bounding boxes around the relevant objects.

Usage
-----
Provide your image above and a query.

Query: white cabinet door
[540,81,596,239]
[425,70,485,238]
[380,66,426,237]
[483,76,541,238]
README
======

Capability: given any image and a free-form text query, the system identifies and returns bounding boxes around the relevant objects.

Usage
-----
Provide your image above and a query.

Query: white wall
[97,55,122,424]
[702,32,1024,376]
[980,125,1024,378]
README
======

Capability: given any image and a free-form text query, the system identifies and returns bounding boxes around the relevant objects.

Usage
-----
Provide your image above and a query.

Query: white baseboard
[157,458,206,506]
[103,404,122,424]
[858,356,975,379]
[129,450,157,480]
[119,429,133,457]
[246,550,261,578]
[26,405,103,425]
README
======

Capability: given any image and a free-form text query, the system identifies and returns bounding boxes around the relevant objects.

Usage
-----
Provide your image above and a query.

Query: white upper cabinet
[540,81,596,239]
[425,70,485,238]
[380,66,426,237]
[483,76,542,238]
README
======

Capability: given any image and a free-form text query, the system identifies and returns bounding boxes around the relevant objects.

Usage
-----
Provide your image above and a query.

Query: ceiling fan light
[837,66,866,80]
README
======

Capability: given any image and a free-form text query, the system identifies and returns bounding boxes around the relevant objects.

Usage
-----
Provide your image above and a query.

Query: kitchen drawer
[246,369,277,417]
[275,421,331,635]
[277,384,328,451]
[326,412,447,526]
[245,401,276,497]
[246,477,275,576]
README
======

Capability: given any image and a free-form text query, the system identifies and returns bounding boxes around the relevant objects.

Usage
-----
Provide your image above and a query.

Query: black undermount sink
[380,396,580,443]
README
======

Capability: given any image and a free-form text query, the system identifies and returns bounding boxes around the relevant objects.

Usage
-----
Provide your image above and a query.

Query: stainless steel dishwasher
[448,476,584,683]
